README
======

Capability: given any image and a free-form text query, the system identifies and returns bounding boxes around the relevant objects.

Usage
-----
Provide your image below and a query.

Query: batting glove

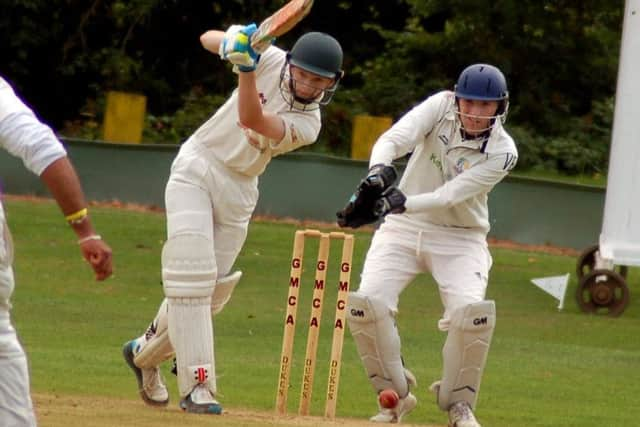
[219,23,260,72]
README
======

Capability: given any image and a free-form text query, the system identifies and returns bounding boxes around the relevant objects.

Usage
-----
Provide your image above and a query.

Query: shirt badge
[454,157,471,174]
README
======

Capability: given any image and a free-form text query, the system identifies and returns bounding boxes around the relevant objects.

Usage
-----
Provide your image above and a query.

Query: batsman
[337,64,517,426]
[121,22,344,414]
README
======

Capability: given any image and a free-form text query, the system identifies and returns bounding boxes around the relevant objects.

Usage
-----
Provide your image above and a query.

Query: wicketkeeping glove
[336,189,379,228]
[361,164,398,196]
[336,164,399,228]
[373,187,407,218]
[219,23,260,72]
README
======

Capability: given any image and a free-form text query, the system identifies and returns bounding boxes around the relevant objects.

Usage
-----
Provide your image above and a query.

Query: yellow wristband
[65,208,88,224]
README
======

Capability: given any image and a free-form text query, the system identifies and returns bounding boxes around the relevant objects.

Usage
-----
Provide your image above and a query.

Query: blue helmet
[455,63,509,117]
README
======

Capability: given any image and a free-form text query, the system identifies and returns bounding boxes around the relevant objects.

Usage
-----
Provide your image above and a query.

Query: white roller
[599,0,640,266]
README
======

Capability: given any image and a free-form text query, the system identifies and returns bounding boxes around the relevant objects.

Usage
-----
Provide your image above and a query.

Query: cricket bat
[251,0,314,53]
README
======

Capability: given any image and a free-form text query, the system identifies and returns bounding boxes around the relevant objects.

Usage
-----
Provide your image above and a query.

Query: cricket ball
[378,389,399,409]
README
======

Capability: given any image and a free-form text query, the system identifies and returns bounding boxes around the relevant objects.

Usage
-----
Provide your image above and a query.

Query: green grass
[5,197,640,426]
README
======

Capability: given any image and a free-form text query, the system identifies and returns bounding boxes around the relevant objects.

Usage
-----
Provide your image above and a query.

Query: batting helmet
[454,63,509,116]
[280,32,343,110]
[288,32,343,79]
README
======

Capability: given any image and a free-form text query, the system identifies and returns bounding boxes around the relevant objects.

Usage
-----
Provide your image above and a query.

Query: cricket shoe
[179,384,222,414]
[122,340,169,406]
[447,401,481,427]
[429,381,481,427]
[369,392,417,423]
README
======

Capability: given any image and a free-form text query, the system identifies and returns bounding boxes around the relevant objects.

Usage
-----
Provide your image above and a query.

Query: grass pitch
[5,197,639,426]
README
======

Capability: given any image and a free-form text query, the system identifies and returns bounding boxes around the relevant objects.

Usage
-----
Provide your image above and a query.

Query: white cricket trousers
[0,270,37,427]
[165,143,258,277]
[1,206,37,426]
[356,219,492,331]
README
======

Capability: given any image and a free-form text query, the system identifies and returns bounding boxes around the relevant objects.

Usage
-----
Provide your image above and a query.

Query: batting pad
[133,271,241,368]
[346,292,410,397]
[211,270,242,315]
[162,234,216,298]
[438,300,495,411]
[134,299,174,368]
[168,296,217,397]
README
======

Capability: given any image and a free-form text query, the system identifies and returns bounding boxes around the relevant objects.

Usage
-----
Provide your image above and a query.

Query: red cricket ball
[378,389,400,409]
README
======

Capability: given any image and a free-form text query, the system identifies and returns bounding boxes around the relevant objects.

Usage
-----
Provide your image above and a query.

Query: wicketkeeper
[337,64,517,426]
[122,25,344,414]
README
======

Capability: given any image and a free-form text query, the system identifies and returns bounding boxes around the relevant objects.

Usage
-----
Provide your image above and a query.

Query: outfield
[5,197,639,426]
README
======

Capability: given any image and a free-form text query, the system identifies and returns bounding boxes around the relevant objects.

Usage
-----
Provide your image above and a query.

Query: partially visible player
[0,76,113,426]
[122,25,343,414]
[337,64,517,426]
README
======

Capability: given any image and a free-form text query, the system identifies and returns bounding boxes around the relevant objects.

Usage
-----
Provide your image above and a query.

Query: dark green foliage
[0,0,626,174]
[143,88,228,144]
[355,0,623,175]
[509,96,614,175]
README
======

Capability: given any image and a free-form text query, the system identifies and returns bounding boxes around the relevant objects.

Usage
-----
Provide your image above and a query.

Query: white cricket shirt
[370,90,518,234]
[0,76,67,176]
[184,46,322,177]
[0,76,67,285]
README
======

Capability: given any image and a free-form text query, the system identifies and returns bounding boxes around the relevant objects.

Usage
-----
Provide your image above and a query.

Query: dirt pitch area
[34,393,442,427]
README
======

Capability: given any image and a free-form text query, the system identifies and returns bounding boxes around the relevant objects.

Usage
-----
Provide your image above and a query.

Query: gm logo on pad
[473,317,488,326]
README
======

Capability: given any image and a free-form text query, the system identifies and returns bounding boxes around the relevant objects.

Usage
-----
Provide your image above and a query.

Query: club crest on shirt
[429,153,443,173]
[259,92,267,105]
[454,157,471,174]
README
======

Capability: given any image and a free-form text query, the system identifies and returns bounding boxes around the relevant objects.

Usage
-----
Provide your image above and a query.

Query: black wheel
[575,269,630,317]
[576,244,628,279]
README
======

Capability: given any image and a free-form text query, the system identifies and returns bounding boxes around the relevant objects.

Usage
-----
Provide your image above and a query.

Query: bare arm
[40,157,113,280]
[201,28,285,140]
[40,157,92,235]
[0,82,112,281]
[237,71,285,140]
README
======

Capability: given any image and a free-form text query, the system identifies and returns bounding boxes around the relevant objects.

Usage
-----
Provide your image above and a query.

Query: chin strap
[459,128,491,142]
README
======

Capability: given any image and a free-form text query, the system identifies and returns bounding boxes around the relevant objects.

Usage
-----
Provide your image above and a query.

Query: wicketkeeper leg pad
[436,300,495,411]
[346,292,411,397]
